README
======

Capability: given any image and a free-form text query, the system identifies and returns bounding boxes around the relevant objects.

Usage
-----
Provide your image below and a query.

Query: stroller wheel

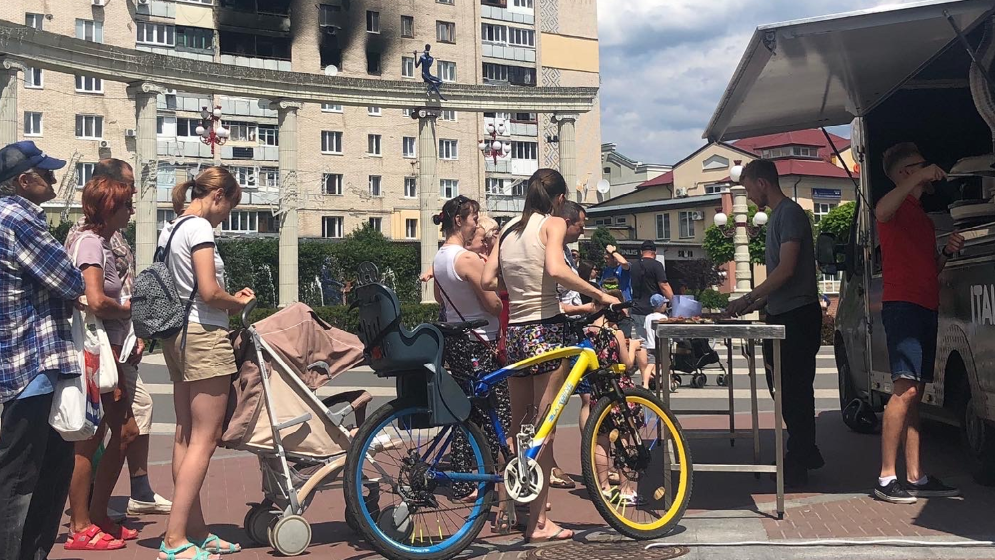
[691,374,707,389]
[716,375,726,387]
[244,504,278,546]
[269,515,312,557]
[673,374,683,387]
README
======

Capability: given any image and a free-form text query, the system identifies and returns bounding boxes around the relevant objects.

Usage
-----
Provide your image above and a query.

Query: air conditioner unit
[98,140,111,149]
[691,211,705,221]
[124,129,137,138]
[675,188,688,198]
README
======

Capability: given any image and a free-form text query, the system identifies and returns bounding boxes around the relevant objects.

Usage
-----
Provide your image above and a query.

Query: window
[25,13,43,30]
[679,211,695,239]
[369,175,383,197]
[322,216,344,238]
[485,178,504,195]
[176,118,199,138]
[513,0,534,7]
[604,166,612,175]
[481,23,507,43]
[222,211,259,233]
[323,173,343,195]
[76,19,103,43]
[75,115,103,139]
[760,145,820,159]
[437,21,456,43]
[405,218,418,239]
[402,137,416,158]
[319,4,341,26]
[594,218,611,226]
[438,0,454,4]
[402,108,412,117]
[512,141,538,160]
[157,209,177,229]
[163,91,177,110]
[438,61,456,82]
[321,131,343,154]
[368,134,382,156]
[404,177,417,198]
[439,139,458,160]
[23,112,42,136]
[512,182,526,196]
[176,27,213,51]
[704,183,725,194]
[25,67,42,89]
[74,75,103,94]
[401,15,415,38]
[440,109,457,122]
[76,163,96,188]
[137,23,175,46]
[258,168,279,189]
[512,112,536,123]
[656,214,671,240]
[483,62,508,82]
[368,217,383,231]
[321,103,343,113]
[440,179,459,198]
[401,56,415,78]
[368,106,382,116]
[230,166,256,188]
[366,51,382,75]
[258,125,278,146]
[226,122,256,143]
[157,116,177,136]
[509,27,535,47]
[366,11,380,33]
[820,272,842,295]
[814,202,837,223]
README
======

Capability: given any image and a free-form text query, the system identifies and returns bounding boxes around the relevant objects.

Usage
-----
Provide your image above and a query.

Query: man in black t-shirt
[629,240,674,340]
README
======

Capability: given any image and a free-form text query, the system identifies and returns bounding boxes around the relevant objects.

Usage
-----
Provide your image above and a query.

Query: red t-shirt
[878,196,939,310]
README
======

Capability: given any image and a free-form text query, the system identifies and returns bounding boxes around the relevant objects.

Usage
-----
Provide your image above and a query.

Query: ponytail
[171,166,242,215]
[171,180,195,214]
[512,168,567,235]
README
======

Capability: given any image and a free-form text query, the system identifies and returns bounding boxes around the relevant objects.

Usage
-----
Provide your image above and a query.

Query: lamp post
[479,118,511,164]
[713,165,767,314]
[196,105,229,156]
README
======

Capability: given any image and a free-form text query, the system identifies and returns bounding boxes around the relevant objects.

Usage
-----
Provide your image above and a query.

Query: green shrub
[696,289,730,311]
[231,303,442,334]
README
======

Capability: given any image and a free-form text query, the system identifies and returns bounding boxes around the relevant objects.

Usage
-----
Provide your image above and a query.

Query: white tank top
[433,244,499,340]
[500,214,561,323]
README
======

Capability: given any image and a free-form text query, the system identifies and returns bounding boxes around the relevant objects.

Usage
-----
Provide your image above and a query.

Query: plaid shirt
[0,196,84,402]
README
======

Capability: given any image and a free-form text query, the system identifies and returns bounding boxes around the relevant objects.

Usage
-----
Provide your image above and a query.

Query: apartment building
[2,0,602,238]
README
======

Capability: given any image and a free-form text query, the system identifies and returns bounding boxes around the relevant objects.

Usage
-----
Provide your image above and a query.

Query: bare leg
[904,383,926,482]
[68,436,102,534]
[526,362,573,541]
[879,380,919,478]
[579,393,592,429]
[90,397,138,527]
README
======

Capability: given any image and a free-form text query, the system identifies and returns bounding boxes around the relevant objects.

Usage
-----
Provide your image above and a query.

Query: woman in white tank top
[481,169,619,543]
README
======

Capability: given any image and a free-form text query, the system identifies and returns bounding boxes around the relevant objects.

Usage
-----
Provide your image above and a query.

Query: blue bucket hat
[0,141,67,183]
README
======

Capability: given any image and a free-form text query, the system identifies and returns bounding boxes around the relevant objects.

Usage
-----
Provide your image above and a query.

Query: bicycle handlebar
[567,300,633,327]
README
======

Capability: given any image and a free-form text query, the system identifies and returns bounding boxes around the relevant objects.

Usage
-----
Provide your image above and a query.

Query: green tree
[48,220,72,244]
[702,204,766,266]
[817,201,856,242]
[330,224,421,303]
[582,226,616,262]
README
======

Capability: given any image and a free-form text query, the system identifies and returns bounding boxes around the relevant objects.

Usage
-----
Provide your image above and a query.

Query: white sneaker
[127,493,172,515]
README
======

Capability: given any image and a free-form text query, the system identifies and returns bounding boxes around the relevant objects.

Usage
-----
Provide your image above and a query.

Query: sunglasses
[27,170,57,184]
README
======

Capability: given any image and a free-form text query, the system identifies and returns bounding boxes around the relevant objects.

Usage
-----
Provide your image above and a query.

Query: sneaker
[906,476,960,498]
[126,493,172,515]
[874,480,917,504]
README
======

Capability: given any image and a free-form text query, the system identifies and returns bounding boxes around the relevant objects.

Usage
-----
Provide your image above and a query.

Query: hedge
[231,303,442,333]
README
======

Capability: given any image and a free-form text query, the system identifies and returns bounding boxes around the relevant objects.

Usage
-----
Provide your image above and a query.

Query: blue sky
[596,0,919,165]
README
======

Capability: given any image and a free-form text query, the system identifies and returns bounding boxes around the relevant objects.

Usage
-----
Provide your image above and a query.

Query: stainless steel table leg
[773,339,785,519]
[727,338,735,447]
[748,339,760,467]
[659,337,672,508]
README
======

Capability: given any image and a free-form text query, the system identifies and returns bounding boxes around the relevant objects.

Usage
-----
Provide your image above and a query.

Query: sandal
[193,534,242,555]
[602,487,645,506]
[525,527,574,544]
[96,519,139,541]
[65,524,126,551]
[159,541,214,560]
[549,468,576,489]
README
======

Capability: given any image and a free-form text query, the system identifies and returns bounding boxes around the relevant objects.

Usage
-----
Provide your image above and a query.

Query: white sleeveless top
[500,214,561,324]
[433,244,499,340]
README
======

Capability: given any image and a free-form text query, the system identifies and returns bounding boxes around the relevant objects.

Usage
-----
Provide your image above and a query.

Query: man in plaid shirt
[0,141,84,560]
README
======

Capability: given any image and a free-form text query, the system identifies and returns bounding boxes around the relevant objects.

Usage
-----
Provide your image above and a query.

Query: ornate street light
[197,105,228,156]
[713,164,768,310]
[479,119,510,164]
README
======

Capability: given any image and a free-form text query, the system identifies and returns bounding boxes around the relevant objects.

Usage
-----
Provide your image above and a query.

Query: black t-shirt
[630,257,668,315]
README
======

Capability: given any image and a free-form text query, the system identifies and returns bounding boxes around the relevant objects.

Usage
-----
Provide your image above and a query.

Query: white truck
[704,0,995,483]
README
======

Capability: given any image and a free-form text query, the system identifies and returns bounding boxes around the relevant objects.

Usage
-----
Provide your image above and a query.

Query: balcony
[217,0,291,36]
[481,44,536,64]
[485,193,525,214]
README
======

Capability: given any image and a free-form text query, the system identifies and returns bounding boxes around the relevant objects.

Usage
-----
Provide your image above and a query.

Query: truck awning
[704,0,995,142]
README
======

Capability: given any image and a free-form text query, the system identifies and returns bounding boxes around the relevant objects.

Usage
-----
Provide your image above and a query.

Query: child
[641,294,668,390]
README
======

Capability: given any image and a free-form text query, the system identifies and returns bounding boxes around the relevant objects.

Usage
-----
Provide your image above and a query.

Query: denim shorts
[881,301,938,384]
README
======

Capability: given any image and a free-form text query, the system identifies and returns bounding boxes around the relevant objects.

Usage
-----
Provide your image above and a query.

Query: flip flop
[193,533,242,554]
[549,468,576,489]
[65,524,126,551]
[525,527,574,544]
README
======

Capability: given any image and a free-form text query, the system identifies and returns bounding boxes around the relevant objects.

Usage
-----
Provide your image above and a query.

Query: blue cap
[650,294,667,309]
[0,141,67,184]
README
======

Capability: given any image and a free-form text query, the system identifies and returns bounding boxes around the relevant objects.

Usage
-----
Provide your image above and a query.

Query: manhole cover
[525,540,688,560]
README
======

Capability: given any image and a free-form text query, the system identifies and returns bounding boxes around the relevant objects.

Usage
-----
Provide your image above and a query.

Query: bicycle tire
[580,386,693,540]
[343,400,495,560]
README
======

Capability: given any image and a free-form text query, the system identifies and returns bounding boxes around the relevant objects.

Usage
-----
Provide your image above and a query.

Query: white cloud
[598,0,921,164]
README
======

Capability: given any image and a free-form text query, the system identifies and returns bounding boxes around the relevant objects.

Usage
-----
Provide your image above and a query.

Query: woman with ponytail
[156,167,253,560]
[482,169,619,543]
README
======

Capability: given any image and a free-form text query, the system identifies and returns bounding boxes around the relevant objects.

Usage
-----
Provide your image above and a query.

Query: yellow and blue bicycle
[344,267,692,560]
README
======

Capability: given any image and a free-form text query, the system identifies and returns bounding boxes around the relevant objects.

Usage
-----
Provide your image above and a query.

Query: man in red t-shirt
[874,142,964,504]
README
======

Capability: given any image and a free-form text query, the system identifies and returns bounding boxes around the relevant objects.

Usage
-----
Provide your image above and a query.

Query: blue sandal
[159,541,212,560]
[193,534,241,555]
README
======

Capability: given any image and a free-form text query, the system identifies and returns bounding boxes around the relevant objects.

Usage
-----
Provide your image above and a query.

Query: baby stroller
[222,301,373,556]
[671,338,726,389]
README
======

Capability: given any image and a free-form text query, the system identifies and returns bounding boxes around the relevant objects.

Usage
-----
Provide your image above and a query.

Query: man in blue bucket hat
[0,141,86,560]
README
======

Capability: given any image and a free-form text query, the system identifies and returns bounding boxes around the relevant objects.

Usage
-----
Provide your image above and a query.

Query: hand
[127,338,145,366]
[944,231,965,256]
[605,244,616,255]
[419,270,434,283]
[916,164,946,186]
[236,287,255,299]
[596,292,621,308]
[725,294,753,317]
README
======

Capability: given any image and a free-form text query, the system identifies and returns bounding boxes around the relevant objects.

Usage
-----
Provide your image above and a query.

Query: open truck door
[705,0,995,481]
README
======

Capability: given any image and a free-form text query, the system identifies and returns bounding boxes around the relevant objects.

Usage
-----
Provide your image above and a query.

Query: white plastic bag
[83,310,119,393]
[49,308,102,441]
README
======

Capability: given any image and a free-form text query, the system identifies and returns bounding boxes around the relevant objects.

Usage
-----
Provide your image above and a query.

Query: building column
[417,108,440,304]
[271,100,302,307]
[0,58,26,147]
[555,113,579,197]
[128,81,166,273]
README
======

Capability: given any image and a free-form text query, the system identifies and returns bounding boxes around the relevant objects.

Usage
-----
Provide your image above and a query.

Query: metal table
[653,322,786,519]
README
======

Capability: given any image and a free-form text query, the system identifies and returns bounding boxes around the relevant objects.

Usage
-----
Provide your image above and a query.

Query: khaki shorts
[119,363,153,435]
[163,322,238,383]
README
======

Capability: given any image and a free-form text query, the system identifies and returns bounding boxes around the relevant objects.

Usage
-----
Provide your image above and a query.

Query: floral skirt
[506,321,576,377]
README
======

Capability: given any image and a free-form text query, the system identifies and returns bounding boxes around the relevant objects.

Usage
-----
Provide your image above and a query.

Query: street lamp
[479,118,510,164]
[197,105,228,156]
[714,164,768,310]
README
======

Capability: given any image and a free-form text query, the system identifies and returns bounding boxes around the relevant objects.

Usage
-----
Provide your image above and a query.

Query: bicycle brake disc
[503,457,543,503]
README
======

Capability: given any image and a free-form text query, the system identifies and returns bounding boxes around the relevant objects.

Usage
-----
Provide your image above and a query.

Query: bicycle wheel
[580,386,692,540]
[343,400,496,560]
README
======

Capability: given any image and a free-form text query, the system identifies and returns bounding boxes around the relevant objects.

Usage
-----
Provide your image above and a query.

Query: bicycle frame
[438,338,600,484]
